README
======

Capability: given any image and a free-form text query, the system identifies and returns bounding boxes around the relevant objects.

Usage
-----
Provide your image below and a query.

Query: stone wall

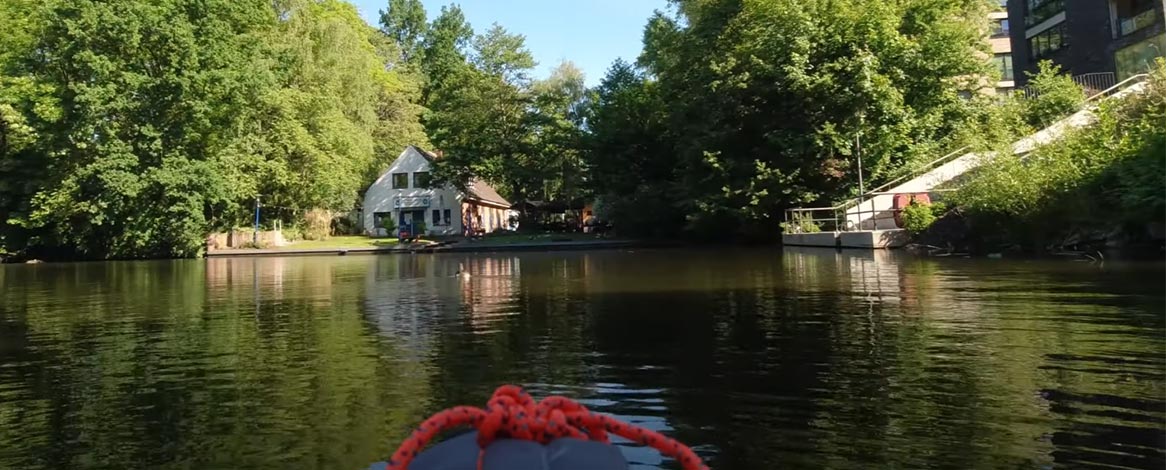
[207,230,287,250]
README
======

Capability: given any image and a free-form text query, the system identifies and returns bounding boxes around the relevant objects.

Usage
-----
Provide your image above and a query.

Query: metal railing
[840,145,972,213]
[785,73,1151,235]
[1021,72,1117,99]
[1083,73,1149,103]
[784,190,957,234]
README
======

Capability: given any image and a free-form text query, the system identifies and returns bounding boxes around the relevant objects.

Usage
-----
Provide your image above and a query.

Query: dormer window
[392,173,409,189]
[413,171,431,188]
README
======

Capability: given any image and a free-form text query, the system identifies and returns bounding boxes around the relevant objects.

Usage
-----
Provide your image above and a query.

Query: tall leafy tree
[420,4,473,98]
[472,24,537,85]
[4,0,277,258]
[426,23,538,201]
[529,61,588,204]
[257,0,424,213]
[0,0,429,259]
[379,0,428,64]
[587,0,991,238]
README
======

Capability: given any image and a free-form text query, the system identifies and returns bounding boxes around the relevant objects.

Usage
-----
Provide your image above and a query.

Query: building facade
[990,6,1016,93]
[1007,0,1165,88]
[362,146,512,237]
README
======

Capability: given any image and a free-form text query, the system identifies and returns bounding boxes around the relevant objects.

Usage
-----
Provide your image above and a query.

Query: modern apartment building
[1007,0,1165,88]
[990,6,1015,93]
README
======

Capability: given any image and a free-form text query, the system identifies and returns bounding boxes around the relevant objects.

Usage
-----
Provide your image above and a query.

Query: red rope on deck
[387,384,709,470]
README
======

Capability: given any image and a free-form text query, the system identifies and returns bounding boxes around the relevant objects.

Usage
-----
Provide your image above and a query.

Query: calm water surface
[1,248,1163,469]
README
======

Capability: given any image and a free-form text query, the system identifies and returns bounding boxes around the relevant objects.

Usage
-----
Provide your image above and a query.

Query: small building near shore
[362,146,512,237]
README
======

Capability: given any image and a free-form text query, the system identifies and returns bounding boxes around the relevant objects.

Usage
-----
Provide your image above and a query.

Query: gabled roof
[466,178,511,208]
[411,145,439,161]
[404,146,511,208]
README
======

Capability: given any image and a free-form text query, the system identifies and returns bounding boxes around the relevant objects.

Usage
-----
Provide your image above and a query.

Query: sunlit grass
[274,236,407,250]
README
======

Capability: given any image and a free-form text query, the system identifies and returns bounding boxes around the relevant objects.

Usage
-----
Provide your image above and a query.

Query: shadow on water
[0,248,1162,469]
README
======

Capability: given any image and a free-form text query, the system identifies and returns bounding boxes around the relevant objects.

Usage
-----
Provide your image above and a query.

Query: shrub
[901,200,937,234]
[1022,61,1086,129]
[303,209,333,240]
[951,60,1166,243]
[380,216,397,235]
[780,214,822,234]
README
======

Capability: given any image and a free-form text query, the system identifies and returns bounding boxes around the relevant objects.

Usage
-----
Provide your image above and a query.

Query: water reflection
[0,249,1162,470]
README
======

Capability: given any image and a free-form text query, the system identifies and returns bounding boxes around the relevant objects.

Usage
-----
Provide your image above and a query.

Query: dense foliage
[952,61,1166,249]
[0,0,427,259]
[1020,61,1086,130]
[583,0,993,239]
[900,201,945,235]
[398,5,588,208]
[0,0,1031,257]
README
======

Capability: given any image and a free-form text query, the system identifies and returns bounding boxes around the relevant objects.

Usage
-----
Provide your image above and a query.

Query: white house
[362,146,512,237]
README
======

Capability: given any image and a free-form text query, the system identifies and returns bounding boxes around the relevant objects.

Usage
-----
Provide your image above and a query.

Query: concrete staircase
[843,78,1149,231]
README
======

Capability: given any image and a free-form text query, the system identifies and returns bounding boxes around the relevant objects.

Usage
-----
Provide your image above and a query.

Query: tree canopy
[584,0,992,239]
[0,0,428,259]
[0,0,1007,258]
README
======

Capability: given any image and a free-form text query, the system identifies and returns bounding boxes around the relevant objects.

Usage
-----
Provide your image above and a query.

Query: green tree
[258,0,425,213]
[379,0,428,64]
[472,24,537,85]
[529,61,588,204]
[425,23,539,202]
[586,0,991,239]
[3,0,277,258]
[580,59,684,236]
[0,0,428,259]
[420,4,474,98]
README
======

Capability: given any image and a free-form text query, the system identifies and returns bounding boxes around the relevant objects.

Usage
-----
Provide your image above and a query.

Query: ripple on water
[0,252,1163,470]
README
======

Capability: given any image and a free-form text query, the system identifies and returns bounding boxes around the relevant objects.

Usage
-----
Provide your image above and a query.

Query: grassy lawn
[274,236,404,250]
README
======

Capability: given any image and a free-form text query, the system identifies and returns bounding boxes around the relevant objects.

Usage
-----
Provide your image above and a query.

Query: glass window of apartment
[1025,0,1065,27]
[391,172,408,189]
[443,209,452,226]
[413,171,431,188]
[1114,0,1159,37]
[432,209,443,226]
[992,18,1010,38]
[994,53,1015,81]
[1029,23,1067,59]
[1115,33,1166,79]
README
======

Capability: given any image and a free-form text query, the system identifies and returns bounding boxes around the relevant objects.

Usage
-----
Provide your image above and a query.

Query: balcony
[1120,9,1158,37]
[1025,0,1065,27]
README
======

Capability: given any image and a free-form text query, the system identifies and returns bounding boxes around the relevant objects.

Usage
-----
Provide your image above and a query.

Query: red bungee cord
[387,384,709,470]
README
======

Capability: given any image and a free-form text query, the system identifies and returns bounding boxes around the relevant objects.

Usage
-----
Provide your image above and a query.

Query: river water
[1,248,1163,469]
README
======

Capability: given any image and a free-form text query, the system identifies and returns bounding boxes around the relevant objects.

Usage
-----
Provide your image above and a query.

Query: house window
[1025,0,1064,27]
[993,53,1014,81]
[432,209,443,226]
[372,212,395,233]
[443,209,452,226]
[413,171,431,188]
[391,173,408,189]
[1029,23,1068,59]
[991,18,1010,38]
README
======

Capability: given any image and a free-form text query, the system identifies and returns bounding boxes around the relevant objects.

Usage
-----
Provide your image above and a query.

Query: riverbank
[907,210,1165,260]
[205,235,640,258]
